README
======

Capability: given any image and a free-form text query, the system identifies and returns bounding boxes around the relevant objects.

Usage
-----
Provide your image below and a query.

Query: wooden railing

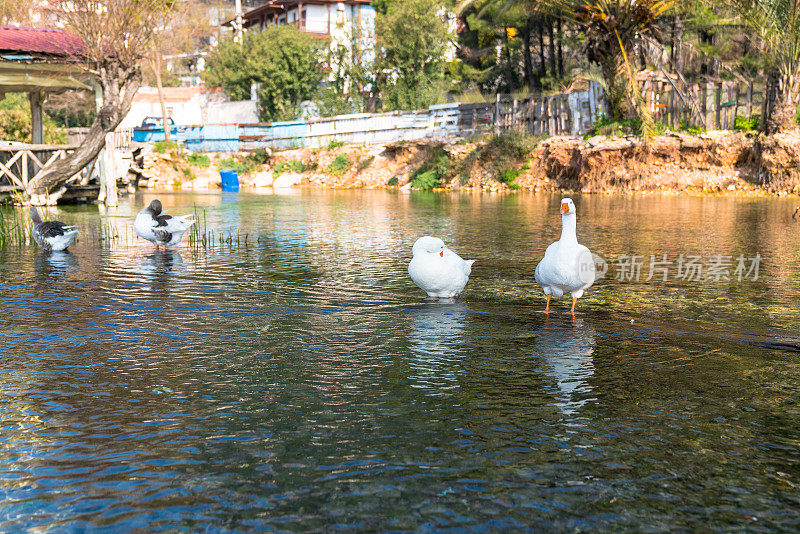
[0,144,91,192]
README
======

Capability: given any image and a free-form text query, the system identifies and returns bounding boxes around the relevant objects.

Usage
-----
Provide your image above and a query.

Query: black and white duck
[134,199,195,251]
[29,206,79,252]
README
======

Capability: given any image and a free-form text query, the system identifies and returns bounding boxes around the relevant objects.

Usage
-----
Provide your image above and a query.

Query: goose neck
[560,213,578,243]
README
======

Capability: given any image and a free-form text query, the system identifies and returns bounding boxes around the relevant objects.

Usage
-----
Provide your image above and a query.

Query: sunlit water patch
[0,190,799,530]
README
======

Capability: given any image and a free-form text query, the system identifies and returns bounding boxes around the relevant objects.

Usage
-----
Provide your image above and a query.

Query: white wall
[120,88,259,129]
[305,4,329,33]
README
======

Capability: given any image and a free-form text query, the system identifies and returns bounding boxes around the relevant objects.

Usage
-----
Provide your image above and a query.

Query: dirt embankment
[134,130,800,195]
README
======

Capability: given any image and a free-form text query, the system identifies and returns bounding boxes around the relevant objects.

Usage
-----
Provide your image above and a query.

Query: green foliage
[181,167,196,180]
[377,0,451,111]
[0,93,66,144]
[204,26,326,122]
[586,115,667,138]
[247,149,271,165]
[410,170,443,190]
[733,115,760,132]
[387,176,399,186]
[679,118,704,135]
[358,156,375,171]
[153,140,180,154]
[219,157,258,175]
[326,154,352,176]
[498,168,520,184]
[274,159,305,176]
[327,140,345,150]
[410,145,451,190]
[48,108,96,128]
[187,153,211,167]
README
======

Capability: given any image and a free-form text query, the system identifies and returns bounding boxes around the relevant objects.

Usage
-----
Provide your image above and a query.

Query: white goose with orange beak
[408,236,475,299]
[535,198,595,315]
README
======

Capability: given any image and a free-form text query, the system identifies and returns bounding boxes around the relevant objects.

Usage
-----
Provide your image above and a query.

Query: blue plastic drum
[220,170,239,192]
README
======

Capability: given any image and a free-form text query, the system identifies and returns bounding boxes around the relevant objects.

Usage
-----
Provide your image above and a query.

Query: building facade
[240,0,374,40]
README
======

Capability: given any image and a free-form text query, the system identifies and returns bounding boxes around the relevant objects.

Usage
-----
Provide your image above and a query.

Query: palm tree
[725,0,800,133]
[543,0,674,124]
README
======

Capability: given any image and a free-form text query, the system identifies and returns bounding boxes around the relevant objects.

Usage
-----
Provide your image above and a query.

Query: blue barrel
[220,170,239,192]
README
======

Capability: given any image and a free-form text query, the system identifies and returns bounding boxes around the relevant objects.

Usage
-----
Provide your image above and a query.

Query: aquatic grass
[187,205,250,250]
[0,207,34,247]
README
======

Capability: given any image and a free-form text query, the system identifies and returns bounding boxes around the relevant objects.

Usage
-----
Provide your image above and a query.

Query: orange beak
[440,251,444,257]
[560,202,570,214]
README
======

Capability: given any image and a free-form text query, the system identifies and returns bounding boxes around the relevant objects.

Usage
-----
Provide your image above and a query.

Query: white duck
[134,199,195,251]
[535,198,595,315]
[408,236,475,299]
[29,206,79,252]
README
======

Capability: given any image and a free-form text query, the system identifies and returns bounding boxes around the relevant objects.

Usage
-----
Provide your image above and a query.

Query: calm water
[1,190,799,531]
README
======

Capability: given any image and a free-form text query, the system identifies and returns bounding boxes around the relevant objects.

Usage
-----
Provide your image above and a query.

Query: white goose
[134,199,195,251]
[29,206,79,252]
[408,236,475,300]
[535,198,595,315]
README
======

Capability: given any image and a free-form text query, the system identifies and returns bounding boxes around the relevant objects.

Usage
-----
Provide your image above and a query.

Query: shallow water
[1,190,799,531]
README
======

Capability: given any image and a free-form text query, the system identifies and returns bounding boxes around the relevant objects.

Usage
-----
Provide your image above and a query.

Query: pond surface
[1,190,799,531]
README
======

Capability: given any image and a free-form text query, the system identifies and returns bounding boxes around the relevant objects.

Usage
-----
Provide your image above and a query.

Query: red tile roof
[0,26,83,56]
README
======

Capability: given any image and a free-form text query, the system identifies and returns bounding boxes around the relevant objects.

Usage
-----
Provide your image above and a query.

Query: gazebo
[0,25,99,202]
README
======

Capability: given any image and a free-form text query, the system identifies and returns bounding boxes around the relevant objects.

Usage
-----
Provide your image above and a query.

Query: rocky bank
[131,130,800,196]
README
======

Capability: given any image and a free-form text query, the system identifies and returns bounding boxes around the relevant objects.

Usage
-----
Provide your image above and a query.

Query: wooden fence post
[494,94,500,135]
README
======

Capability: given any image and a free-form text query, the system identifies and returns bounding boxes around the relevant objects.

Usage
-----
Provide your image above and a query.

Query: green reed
[0,207,34,247]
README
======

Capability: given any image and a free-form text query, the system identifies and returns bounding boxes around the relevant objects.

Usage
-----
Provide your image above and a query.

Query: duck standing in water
[408,236,475,300]
[29,206,79,252]
[535,198,595,315]
[134,199,195,251]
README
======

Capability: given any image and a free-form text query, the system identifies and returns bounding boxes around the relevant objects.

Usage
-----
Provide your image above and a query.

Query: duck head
[147,199,163,215]
[560,198,576,215]
[413,236,446,258]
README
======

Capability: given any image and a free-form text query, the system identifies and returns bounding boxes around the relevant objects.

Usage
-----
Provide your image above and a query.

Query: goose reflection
[534,316,597,416]
[406,301,470,394]
[34,250,78,278]
[135,250,188,292]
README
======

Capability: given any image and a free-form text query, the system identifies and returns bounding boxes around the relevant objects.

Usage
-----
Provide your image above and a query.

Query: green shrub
[358,156,375,171]
[187,153,211,167]
[0,92,66,144]
[409,145,451,190]
[327,140,345,150]
[219,157,257,175]
[410,170,442,190]
[679,118,703,135]
[274,159,305,176]
[734,115,760,132]
[154,140,180,154]
[498,168,520,185]
[181,167,196,180]
[304,159,319,172]
[247,148,271,164]
[326,154,352,176]
[387,176,399,186]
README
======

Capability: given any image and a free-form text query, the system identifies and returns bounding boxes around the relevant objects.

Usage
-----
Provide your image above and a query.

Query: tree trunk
[672,15,683,79]
[27,63,142,201]
[537,19,546,82]
[153,52,171,143]
[762,68,800,135]
[556,19,564,79]
[547,18,556,81]
[502,27,515,93]
[521,26,535,91]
